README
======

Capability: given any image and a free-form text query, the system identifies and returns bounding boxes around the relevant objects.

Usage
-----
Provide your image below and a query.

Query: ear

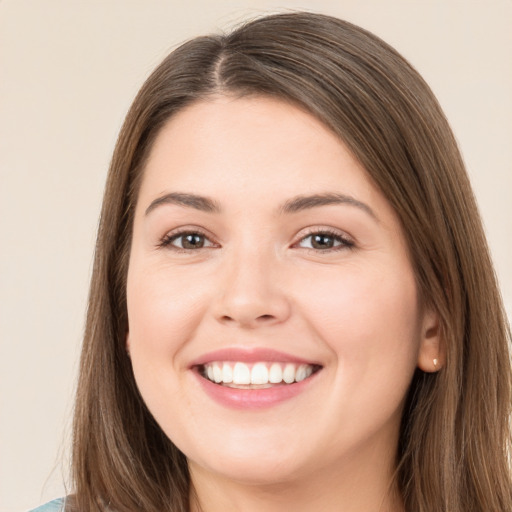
[417,307,444,373]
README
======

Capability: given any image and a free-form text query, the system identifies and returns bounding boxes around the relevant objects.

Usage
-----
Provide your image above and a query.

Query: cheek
[126,265,207,357]
[125,266,209,433]
[303,260,418,328]
[293,262,421,448]
[298,260,422,381]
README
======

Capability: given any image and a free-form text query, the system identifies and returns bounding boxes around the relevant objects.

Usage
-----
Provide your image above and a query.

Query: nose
[212,247,291,329]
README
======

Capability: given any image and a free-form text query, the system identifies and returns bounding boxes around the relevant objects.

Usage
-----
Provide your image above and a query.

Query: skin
[126,95,441,512]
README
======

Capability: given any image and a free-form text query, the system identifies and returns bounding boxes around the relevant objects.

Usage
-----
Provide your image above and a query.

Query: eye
[159,230,216,251]
[296,230,354,251]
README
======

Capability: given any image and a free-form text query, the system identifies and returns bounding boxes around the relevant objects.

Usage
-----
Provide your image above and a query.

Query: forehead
[137,95,388,217]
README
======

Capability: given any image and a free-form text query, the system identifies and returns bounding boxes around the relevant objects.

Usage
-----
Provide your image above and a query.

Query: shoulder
[28,497,66,512]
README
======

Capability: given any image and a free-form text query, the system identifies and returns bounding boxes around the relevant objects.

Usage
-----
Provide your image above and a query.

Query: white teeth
[295,364,311,382]
[222,362,233,383]
[283,363,295,384]
[269,363,283,383]
[203,361,317,386]
[213,364,222,383]
[251,363,269,384]
[233,362,251,384]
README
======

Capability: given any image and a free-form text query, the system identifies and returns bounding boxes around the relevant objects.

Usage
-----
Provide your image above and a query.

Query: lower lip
[192,369,320,409]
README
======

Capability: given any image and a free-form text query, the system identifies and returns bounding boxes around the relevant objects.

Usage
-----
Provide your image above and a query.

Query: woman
[32,11,511,512]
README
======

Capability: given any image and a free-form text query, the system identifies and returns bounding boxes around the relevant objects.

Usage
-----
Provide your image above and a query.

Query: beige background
[1,1,510,511]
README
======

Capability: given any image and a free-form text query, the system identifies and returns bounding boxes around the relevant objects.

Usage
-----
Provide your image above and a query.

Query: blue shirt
[28,498,65,512]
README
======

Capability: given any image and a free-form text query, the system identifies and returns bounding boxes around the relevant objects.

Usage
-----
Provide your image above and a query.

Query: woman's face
[126,96,438,485]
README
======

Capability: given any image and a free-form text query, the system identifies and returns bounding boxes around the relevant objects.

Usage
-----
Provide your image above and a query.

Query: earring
[433,358,438,369]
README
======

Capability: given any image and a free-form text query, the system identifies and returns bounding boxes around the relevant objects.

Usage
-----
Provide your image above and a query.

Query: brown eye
[310,234,336,249]
[297,231,354,251]
[163,232,214,250]
[181,233,205,249]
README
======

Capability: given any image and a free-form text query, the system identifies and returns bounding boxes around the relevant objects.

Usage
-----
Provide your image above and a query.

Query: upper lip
[189,347,322,368]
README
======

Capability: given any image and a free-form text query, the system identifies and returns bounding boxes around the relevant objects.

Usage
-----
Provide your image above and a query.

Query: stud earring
[433,358,438,369]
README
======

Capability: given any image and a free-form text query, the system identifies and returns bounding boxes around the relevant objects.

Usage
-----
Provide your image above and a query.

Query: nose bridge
[214,236,290,328]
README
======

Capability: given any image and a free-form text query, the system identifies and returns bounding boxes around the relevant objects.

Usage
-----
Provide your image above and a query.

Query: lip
[189,347,320,367]
[192,367,321,409]
[189,347,322,410]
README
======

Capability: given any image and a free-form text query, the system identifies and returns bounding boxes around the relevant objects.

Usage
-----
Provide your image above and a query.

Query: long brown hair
[71,12,512,511]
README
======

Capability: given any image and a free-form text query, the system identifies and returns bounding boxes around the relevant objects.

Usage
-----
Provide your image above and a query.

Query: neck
[188,450,404,512]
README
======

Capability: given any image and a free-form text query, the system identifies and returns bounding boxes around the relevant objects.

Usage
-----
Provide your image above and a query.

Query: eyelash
[158,229,216,253]
[295,227,355,252]
[158,228,355,253]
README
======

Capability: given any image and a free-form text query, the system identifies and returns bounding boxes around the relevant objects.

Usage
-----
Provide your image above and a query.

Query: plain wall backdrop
[1,1,511,510]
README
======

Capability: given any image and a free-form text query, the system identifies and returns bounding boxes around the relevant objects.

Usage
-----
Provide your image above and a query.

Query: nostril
[219,313,276,326]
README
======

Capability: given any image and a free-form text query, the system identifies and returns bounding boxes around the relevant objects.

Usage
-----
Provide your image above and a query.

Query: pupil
[312,234,334,249]
[183,234,204,249]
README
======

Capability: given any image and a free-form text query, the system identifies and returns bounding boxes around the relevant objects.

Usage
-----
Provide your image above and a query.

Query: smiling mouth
[199,361,322,389]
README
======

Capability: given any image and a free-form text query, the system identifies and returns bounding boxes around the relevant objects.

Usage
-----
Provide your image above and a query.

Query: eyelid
[157,225,355,253]
[158,226,219,251]
[292,226,355,251]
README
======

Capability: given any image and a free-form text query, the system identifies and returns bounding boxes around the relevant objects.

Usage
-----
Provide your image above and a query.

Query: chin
[182,424,316,485]
[191,452,308,487]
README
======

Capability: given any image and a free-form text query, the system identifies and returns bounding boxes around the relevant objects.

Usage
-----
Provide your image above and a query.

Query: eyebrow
[279,192,378,221]
[145,192,222,216]
[145,191,377,221]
